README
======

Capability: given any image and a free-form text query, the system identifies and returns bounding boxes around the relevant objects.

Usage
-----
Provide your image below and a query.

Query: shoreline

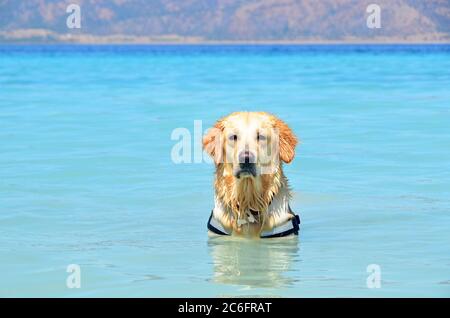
[1,30,450,46]
[1,41,450,46]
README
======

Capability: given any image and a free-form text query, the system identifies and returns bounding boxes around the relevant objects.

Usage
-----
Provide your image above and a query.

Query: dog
[203,111,300,238]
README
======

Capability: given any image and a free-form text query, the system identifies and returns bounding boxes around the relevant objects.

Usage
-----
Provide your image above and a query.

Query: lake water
[0,45,449,297]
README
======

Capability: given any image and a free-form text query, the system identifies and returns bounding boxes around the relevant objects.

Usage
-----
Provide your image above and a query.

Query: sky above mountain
[1,0,449,43]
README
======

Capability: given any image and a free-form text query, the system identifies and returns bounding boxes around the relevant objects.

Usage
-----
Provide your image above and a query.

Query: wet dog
[203,111,299,238]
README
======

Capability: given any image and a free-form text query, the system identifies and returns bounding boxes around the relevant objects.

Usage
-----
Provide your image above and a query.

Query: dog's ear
[203,120,224,164]
[273,117,298,163]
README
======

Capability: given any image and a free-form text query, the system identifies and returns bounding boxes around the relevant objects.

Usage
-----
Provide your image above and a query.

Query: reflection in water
[207,236,300,288]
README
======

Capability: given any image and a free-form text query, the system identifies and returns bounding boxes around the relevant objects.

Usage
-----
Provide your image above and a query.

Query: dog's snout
[239,150,255,164]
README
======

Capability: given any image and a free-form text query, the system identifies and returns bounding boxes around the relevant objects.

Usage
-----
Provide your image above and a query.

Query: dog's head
[203,112,298,178]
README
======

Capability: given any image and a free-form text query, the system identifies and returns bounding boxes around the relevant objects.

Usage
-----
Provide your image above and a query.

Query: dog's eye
[228,134,238,141]
[257,133,266,141]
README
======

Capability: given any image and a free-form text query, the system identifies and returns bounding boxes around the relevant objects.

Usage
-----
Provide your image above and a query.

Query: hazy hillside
[0,0,449,43]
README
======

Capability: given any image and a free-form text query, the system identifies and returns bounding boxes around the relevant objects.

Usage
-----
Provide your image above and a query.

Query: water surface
[0,45,449,297]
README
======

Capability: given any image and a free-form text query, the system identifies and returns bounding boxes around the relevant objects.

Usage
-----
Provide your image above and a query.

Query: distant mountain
[1,0,449,43]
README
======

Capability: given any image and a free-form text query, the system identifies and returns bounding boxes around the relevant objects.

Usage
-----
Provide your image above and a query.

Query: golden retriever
[203,111,300,238]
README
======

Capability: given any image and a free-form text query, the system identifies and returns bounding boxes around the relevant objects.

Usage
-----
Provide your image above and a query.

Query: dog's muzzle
[236,151,256,178]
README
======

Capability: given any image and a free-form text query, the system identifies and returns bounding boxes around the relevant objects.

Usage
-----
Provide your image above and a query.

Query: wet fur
[203,112,298,237]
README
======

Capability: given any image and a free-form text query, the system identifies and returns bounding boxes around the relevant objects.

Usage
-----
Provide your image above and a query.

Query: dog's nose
[239,151,255,164]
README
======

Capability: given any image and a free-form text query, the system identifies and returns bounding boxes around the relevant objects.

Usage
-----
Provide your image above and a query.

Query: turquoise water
[0,45,449,297]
